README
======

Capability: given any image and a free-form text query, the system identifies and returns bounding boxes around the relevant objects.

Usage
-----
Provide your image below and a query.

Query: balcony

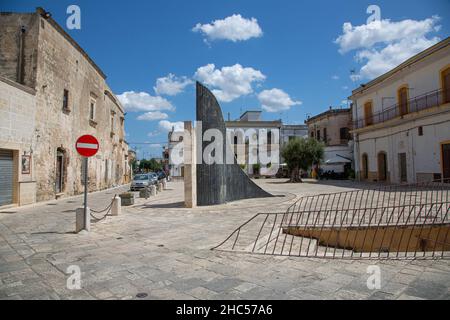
[354,88,450,129]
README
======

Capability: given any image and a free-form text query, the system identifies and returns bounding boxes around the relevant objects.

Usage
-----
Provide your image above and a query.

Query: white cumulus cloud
[356,37,440,79]
[158,120,184,132]
[154,73,193,96]
[193,14,263,42]
[117,91,174,112]
[335,16,441,80]
[194,63,266,102]
[136,111,169,121]
[257,88,302,113]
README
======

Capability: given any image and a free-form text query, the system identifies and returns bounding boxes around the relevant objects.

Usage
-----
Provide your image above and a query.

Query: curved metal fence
[213,181,450,260]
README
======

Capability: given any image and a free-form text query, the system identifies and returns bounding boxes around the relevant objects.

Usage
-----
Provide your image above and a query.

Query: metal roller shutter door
[0,149,14,206]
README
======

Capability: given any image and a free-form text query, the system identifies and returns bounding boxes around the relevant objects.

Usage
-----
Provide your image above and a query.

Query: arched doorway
[361,153,369,180]
[377,152,388,182]
[56,147,67,193]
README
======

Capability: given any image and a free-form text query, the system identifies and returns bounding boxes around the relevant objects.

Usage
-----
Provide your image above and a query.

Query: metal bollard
[76,206,90,233]
[111,196,121,216]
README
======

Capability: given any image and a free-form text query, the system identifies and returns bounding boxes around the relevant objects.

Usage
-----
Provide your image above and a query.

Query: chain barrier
[89,194,117,222]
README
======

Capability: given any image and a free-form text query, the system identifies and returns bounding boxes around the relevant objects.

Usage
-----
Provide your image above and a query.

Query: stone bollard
[157,182,163,192]
[111,196,121,216]
[150,185,157,196]
[119,192,135,206]
[76,207,90,233]
[162,179,167,190]
[139,188,150,199]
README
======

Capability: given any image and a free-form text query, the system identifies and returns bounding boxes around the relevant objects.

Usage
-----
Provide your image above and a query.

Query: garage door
[0,149,14,206]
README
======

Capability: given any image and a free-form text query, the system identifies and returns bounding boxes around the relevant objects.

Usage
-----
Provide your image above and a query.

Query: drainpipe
[17,26,26,84]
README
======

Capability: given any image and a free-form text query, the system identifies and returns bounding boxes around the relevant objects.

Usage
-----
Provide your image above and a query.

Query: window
[323,128,327,143]
[89,99,96,121]
[234,136,238,145]
[340,127,350,141]
[398,86,409,116]
[364,101,373,126]
[418,126,423,136]
[111,114,115,132]
[316,130,321,141]
[310,132,314,138]
[62,89,69,111]
[267,131,272,144]
[441,66,450,104]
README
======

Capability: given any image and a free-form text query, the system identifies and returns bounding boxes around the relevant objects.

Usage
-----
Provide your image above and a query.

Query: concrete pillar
[111,196,121,216]
[150,185,157,196]
[75,206,90,233]
[184,121,197,208]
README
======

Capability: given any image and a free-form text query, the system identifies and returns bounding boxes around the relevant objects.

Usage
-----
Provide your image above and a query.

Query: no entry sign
[76,135,99,157]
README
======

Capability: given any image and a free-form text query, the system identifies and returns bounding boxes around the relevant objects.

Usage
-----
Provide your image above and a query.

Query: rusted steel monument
[196,82,272,206]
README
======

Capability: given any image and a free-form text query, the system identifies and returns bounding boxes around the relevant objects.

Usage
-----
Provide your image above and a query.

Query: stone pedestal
[149,185,156,196]
[76,206,90,233]
[120,193,135,206]
[184,121,197,208]
[139,188,150,199]
[111,196,121,216]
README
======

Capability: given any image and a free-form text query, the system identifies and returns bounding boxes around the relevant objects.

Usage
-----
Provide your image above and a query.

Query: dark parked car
[156,171,166,181]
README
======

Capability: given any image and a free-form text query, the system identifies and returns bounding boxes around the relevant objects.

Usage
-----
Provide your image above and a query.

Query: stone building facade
[0,8,129,207]
[305,108,353,173]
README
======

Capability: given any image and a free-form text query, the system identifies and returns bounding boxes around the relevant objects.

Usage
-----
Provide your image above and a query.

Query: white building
[350,37,450,183]
[167,128,184,177]
[280,124,308,146]
[305,108,353,174]
[226,111,281,176]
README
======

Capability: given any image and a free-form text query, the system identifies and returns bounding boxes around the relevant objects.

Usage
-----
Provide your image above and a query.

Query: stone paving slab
[0,180,449,300]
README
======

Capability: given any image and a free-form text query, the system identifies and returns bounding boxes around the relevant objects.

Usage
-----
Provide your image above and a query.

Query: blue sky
[2,0,449,159]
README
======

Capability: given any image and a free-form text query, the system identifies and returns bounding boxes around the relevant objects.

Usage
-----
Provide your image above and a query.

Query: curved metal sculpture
[196,82,273,206]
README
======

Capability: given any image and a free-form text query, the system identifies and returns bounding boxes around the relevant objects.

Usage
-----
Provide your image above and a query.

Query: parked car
[130,173,158,191]
[156,171,166,181]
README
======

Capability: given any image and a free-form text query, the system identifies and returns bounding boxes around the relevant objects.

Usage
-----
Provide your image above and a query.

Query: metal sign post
[83,156,88,221]
[75,135,99,232]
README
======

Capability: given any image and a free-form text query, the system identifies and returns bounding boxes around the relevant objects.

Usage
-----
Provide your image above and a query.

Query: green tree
[138,158,162,172]
[281,137,324,183]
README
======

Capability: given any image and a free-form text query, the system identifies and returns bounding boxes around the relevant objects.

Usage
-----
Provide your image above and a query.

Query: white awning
[325,157,351,164]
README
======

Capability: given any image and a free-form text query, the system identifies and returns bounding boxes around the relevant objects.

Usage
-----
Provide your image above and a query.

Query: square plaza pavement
[0,179,449,300]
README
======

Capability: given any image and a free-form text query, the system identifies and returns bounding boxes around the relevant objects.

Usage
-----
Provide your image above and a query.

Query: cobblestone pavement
[0,179,449,300]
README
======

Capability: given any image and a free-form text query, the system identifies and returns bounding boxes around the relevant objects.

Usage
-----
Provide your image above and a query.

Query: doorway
[361,153,368,180]
[0,149,14,206]
[56,148,65,193]
[398,87,409,116]
[377,152,388,182]
[398,153,407,183]
[442,143,450,183]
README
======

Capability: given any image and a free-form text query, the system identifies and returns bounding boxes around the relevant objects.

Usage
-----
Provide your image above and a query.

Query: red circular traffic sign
[76,135,99,157]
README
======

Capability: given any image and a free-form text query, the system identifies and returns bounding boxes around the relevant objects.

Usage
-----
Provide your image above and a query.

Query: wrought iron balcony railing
[354,88,450,129]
